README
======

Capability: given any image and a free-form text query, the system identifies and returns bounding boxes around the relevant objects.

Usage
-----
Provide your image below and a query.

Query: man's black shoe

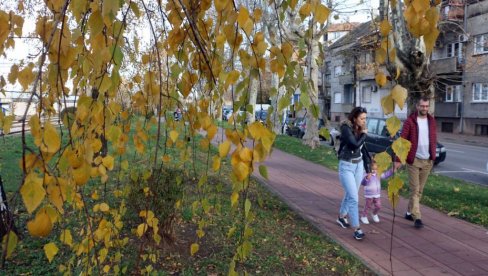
[414,219,424,229]
[405,213,414,221]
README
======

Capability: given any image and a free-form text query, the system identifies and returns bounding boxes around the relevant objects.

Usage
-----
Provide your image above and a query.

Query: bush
[127,167,184,243]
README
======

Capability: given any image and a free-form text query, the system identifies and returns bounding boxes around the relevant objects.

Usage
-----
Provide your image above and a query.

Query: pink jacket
[361,169,394,198]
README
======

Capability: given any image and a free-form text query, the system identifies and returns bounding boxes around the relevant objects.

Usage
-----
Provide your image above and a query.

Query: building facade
[323,4,488,136]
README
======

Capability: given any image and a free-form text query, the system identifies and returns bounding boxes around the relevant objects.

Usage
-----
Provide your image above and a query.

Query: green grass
[273,134,488,227]
[0,125,372,275]
[274,135,339,170]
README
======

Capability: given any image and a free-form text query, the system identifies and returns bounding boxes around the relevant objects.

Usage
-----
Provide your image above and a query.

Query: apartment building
[323,1,488,136]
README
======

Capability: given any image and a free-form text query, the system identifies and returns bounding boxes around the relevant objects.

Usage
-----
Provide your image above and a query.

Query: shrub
[127,167,184,243]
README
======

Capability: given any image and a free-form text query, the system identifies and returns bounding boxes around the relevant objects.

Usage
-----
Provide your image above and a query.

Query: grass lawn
[273,135,488,227]
[0,127,372,275]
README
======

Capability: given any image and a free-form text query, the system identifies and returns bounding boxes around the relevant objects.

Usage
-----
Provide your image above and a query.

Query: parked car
[286,117,306,138]
[255,110,268,123]
[222,108,233,121]
[364,117,447,165]
[286,117,328,140]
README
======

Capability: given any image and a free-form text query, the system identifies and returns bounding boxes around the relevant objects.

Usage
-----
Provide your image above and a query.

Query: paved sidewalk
[254,149,488,276]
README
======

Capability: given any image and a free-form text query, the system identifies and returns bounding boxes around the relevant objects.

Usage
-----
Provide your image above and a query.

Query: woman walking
[336,107,372,240]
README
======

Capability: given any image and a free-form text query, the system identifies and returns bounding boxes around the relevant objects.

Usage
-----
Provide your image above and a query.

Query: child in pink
[360,161,394,224]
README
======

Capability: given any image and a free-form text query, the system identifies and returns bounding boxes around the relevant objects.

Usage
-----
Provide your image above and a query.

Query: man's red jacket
[400,111,437,165]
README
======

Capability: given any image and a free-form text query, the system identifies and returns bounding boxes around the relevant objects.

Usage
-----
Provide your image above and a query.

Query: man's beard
[418,110,428,116]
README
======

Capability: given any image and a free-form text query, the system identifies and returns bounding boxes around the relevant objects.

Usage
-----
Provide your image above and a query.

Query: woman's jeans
[338,160,364,228]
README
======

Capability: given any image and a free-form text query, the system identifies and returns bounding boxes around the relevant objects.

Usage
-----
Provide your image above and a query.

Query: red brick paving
[253,149,488,276]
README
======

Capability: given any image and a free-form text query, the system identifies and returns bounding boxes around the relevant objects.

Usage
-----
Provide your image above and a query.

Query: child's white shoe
[372,214,380,223]
[360,216,370,224]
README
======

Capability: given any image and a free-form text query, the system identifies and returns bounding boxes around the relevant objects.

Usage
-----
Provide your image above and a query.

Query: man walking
[395,97,437,229]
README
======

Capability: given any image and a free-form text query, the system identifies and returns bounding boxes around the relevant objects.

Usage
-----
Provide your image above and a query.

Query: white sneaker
[372,214,380,223]
[360,216,370,224]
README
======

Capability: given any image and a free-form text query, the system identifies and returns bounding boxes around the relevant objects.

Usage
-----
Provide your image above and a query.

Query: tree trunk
[302,37,321,148]
[247,72,258,123]
[385,0,437,113]
[270,73,286,134]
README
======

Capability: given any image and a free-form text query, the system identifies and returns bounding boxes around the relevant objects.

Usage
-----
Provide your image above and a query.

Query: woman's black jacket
[337,120,372,173]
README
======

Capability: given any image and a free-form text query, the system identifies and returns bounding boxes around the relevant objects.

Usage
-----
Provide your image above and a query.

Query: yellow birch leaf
[102,155,115,171]
[18,65,35,90]
[190,243,199,256]
[100,203,110,212]
[44,242,58,263]
[42,121,60,153]
[136,223,148,237]
[219,141,231,157]
[412,0,430,13]
[380,19,392,36]
[315,4,330,24]
[239,147,253,162]
[375,48,387,64]
[395,66,401,80]
[253,8,263,21]
[3,231,18,259]
[231,192,239,207]
[299,3,312,20]
[47,183,64,213]
[424,27,439,56]
[27,211,53,237]
[388,176,404,208]
[8,64,18,84]
[374,152,392,175]
[20,173,45,214]
[282,42,294,60]
[237,6,250,27]
[248,121,265,140]
[381,94,395,115]
[233,161,250,181]
[392,137,412,164]
[391,84,408,110]
[290,0,298,9]
[1,115,14,134]
[42,205,60,224]
[73,161,91,186]
[261,136,273,153]
[213,156,221,172]
[207,124,217,140]
[214,0,228,12]
[375,72,387,87]
[60,229,73,246]
[386,116,402,138]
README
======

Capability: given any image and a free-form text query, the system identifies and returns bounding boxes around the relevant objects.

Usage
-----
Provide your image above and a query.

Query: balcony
[431,56,462,74]
[435,102,461,118]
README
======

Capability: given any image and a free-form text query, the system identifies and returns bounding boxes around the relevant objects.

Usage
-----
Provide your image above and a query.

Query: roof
[328,22,360,32]
[329,21,376,50]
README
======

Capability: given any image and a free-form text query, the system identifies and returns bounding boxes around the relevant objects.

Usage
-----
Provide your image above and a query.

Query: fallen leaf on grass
[447,211,459,216]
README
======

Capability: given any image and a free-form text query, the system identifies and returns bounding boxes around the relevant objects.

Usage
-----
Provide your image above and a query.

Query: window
[475,124,488,136]
[377,119,387,136]
[446,85,462,102]
[334,92,342,104]
[474,34,488,54]
[362,86,372,103]
[442,122,454,133]
[367,119,378,135]
[473,83,488,102]
[334,66,342,77]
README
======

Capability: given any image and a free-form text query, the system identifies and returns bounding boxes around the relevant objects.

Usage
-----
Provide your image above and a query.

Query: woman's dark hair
[348,107,367,135]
